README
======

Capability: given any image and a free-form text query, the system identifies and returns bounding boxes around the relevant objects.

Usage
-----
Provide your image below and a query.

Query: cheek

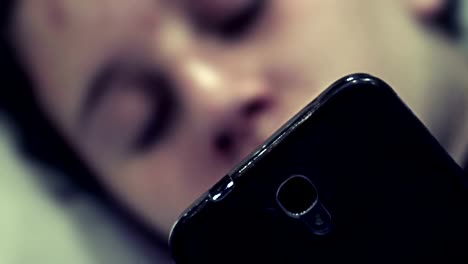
[261,1,356,62]
[96,130,227,233]
[263,1,385,94]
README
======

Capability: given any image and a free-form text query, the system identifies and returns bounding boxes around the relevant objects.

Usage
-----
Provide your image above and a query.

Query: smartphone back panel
[170,74,468,263]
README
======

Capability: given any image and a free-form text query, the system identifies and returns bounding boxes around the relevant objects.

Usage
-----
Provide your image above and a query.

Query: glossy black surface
[170,74,468,263]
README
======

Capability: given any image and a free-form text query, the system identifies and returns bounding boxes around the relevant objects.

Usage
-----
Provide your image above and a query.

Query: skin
[10,0,468,236]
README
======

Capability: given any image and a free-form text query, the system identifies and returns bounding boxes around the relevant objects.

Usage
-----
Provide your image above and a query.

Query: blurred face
[12,0,447,234]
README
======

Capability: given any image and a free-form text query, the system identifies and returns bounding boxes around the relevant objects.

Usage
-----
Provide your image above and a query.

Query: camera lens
[276,175,318,217]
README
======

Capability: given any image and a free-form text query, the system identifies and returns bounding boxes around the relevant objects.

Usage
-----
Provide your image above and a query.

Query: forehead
[12,0,167,125]
[17,0,163,32]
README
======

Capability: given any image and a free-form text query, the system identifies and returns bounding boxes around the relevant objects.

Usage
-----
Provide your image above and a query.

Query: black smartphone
[169,74,468,263]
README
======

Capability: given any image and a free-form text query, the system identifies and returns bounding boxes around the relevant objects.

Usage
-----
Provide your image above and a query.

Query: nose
[177,57,274,160]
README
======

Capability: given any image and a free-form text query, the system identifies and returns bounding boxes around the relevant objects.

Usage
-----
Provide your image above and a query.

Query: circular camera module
[276,175,319,218]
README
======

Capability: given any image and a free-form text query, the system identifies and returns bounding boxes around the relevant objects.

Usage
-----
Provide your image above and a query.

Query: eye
[189,0,267,40]
[80,63,178,156]
[132,70,178,151]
